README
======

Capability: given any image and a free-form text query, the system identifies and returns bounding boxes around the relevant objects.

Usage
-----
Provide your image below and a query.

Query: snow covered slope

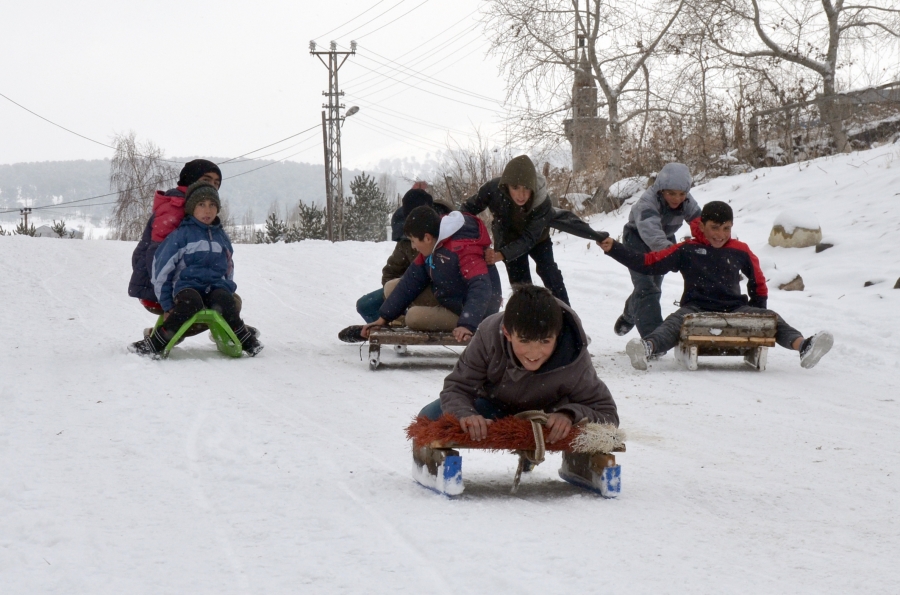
[2,145,899,593]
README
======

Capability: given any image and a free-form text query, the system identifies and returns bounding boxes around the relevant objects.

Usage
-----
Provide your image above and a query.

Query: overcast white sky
[1,0,513,171]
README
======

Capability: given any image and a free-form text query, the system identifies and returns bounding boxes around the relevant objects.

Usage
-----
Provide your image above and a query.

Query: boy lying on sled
[598,200,833,370]
[418,285,619,442]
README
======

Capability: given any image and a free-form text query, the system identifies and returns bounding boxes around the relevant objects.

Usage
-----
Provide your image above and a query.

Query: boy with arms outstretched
[599,201,833,370]
[419,285,618,443]
[361,205,502,343]
[128,181,263,358]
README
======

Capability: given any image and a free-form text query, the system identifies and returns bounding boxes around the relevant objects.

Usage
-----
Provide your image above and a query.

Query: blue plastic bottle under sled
[154,309,243,358]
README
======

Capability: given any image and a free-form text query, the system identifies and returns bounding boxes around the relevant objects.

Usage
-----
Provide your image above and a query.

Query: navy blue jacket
[607,236,769,311]
[151,216,236,311]
[379,212,502,332]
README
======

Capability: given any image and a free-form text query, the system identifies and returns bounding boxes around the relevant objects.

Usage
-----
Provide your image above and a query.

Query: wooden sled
[676,312,777,371]
[153,309,243,358]
[367,327,468,371]
[408,414,626,498]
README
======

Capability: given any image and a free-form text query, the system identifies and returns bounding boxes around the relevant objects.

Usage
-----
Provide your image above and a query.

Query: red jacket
[151,186,188,242]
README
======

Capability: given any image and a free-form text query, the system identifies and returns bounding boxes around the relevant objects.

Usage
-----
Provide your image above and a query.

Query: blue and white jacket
[151,216,236,311]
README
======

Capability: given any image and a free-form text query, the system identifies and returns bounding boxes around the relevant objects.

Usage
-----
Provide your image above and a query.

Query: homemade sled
[407,413,626,498]
[153,309,243,358]
[676,312,777,371]
[367,327,468,370]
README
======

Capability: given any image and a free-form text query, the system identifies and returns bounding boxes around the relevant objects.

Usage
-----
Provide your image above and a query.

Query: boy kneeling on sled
[598,201,833,370]
[360,205,503,343]
[129,181,263,358]
[419,285,619,443]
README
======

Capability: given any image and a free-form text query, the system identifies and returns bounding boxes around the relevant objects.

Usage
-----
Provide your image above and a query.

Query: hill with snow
[1,144,899,593]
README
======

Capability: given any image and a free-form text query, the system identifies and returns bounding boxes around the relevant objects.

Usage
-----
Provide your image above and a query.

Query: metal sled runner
[154,309,243,358]
[676,312,777,371]
[367,328,468,370]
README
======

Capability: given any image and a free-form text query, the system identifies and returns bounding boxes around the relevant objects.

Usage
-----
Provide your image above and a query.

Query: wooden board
[369,328,468,347]
[680,312,777,340]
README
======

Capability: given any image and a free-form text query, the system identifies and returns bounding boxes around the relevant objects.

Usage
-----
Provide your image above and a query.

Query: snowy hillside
[2,145,899,593]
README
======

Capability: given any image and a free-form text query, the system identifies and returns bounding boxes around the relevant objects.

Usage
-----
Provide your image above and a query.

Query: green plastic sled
[154,309,243,358]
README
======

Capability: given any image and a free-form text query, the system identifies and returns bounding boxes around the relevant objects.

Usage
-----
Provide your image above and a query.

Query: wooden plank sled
[367,328,468,370]
[408,415,626,498]
[677,312,777,371]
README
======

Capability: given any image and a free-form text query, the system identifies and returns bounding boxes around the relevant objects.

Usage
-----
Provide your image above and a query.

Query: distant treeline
[0,158,363,224]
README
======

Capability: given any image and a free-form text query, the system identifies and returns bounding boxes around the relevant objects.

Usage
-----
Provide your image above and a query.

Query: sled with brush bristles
[406,412,626,497]
[367,327,468,370]
[153,309,243,358]
[677,312,777,371]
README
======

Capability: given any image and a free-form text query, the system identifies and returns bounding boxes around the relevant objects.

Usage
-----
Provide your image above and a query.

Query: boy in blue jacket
[599,201,833,370]
[360,205,502,343]
[128,181,263,358]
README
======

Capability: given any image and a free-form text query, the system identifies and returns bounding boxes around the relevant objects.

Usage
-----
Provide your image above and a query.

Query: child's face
[508,184,532,206]
[502,327,557,371]
[193,200,219,225]
[699,219,733,248]
[410,233,438,257]
[661,189,687,209]
[199,172,222,189]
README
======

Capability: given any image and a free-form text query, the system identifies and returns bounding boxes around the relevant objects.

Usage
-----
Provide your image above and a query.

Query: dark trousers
[504,238,570,305]
[161,288,244,337]
[621,228,665,338]
[646,304,804,354]
[356,288,385,323]
[419,398,506,421]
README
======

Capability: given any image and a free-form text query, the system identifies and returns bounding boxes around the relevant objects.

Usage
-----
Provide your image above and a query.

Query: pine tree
[262,212,287,243]
[15,222,36,236]
[343,172,392,242]
[51,220,68,238]
[297,201,326,240]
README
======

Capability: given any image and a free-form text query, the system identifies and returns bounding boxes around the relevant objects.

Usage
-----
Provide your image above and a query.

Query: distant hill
[0,158,370,225]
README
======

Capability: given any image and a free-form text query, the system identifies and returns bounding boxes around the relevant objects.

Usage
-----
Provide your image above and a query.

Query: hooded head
[401,188,434,217]
[184,181,221,217]
[653,163,693,193]
[178,159,223,188]
[500,155,538,195]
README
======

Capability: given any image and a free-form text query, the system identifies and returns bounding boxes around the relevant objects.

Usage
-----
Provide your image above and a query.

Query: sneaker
[235,325,264,357]
[128,329,168,359]
[614,315,635,336]
[799,331,833,369]
[338,324,366,343]
[625,337,652,370]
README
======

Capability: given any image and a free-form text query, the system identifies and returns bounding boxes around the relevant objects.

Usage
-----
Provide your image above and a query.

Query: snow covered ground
[2,145,899,593]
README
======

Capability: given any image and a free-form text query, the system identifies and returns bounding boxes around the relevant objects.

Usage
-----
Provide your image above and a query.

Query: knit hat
[500,155,537,193]
[178,159,223,187]
[184,181,221,216]
[401,188,434,217]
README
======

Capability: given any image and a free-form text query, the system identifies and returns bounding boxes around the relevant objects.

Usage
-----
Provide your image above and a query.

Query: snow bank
[773,209,821,233]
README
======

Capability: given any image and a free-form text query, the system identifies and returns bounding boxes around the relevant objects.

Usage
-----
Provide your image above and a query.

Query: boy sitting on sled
[128,181,263,358]
[598,201,833,370]
[360,205,502,343]
[418,285,619,443]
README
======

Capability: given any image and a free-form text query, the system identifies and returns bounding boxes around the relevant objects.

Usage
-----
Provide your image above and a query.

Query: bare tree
[701,0,900,152]
[484,0,687,206]
[108,132,178,241]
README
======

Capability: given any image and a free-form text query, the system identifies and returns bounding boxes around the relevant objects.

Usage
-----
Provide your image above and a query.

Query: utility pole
[311,40,356,242]
[20,207,31,229]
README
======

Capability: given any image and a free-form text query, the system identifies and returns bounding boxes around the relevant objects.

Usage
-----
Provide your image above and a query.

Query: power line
[354,0,433,40]
[312,0,392,41]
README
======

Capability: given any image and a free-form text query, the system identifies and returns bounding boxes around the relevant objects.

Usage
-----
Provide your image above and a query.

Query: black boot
[338,325,365,343]
[128,328,168,359]
[234,325,264,357]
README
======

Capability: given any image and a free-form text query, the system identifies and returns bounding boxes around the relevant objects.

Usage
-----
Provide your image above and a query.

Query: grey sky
[1,0,511,170]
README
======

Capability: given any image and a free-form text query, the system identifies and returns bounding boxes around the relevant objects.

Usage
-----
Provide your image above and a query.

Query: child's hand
[484,248,504,265]
[597,237,615,253]
[545,412,573,443]
[360,318,387,339]
[459,414,493,441]
[452,326,473,342]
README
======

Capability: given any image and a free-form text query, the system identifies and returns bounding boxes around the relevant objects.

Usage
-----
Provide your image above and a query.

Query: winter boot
[129,328,168,359]
[338,325,366,343]
[799,331,833,369]
[625,337,653,371]
[234,325,264,357]
[614,315,635,337]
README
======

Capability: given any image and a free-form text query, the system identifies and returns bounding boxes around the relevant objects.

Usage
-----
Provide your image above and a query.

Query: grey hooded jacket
[623,162,701,252]
[439,302,619,425]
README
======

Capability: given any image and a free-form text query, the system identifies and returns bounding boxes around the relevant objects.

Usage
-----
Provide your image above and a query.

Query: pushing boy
[360,205,502,343]
[128,181,263,358]
[614,162,701,339]
[599,201,833,370]
[418,285,619,442]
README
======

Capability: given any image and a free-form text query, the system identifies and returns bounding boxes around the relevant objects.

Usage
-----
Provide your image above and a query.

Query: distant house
[34,225,58,238]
